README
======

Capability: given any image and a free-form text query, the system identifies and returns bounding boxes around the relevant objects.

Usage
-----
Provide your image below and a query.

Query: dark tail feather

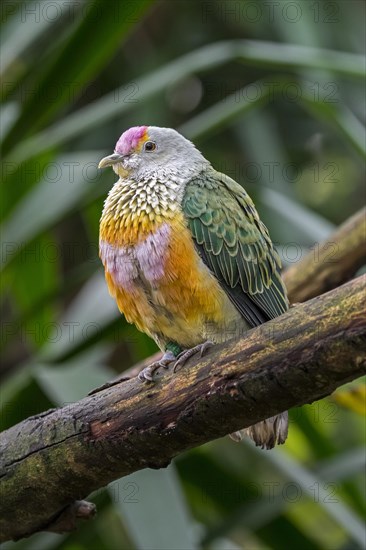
[230,411,289,450]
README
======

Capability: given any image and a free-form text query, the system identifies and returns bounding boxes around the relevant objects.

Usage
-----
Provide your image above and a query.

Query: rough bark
[1,276,365,542]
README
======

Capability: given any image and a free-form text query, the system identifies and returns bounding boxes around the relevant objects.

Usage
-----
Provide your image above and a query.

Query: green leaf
[177,447,323,550]
[2,0,152,153]
[317,447,366,482]
[1,0,72,73]
[5,232,59,348]
[216,441,365,547]
[0,367,52,431]
[38,272,119,362]
[0,532,66,550]
[300,96,366,159]
[232,107,336,243]
[34,346,114,404]
[111,466,198,550]
[179,77,276,140]
[1,150,55,222]
[5,42,364,163]
[1,151,105,269]
[260,187,335,242]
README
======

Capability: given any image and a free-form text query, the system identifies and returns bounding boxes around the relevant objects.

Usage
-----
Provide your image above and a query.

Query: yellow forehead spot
[135,131,150,152]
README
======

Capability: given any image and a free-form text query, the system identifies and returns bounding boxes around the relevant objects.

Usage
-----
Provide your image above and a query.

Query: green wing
[182,170,289,326]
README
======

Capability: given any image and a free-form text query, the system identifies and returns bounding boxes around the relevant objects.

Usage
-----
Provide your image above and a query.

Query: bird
[98,125,289,449]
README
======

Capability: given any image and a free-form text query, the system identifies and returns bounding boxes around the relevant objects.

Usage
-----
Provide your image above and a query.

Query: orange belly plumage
[100,212,243,348]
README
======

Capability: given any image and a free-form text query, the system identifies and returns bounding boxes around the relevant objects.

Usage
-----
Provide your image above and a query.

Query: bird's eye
[144,141,156,152]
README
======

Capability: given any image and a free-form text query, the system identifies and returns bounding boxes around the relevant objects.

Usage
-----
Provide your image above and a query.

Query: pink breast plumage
[100,223,171,291]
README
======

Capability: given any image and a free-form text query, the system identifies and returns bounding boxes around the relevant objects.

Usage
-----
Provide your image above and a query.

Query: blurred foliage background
[1,0,365,549]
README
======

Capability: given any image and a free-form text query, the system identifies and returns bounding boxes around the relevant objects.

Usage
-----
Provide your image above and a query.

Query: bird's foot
[173,340,214,372]
[138,350,176,382]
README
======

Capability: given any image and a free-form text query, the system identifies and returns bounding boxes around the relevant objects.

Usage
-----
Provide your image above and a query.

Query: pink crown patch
[115,126,148,155]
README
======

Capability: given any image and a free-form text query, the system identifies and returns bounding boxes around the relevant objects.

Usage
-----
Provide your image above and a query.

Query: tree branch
[1,275,365,542]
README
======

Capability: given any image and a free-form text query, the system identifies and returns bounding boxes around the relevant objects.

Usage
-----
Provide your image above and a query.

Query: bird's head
[98,126,209,180]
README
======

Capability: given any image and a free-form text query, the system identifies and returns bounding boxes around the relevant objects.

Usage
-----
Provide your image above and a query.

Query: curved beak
[98,153,124,169]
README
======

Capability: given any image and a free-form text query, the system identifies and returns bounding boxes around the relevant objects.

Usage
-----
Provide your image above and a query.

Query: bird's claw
[173,340,214,372]
[138,341,214,382]
[138,351,175,383]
